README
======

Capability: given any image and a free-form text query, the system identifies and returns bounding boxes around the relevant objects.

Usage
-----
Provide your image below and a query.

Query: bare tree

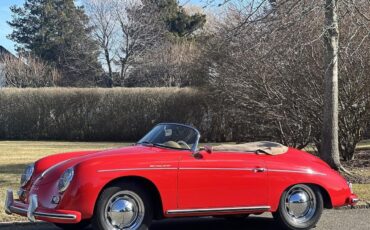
[0,54,60,87]
[114,0,166,85]
[322,0,341,169]
[204,0,370,163]
[84,0,119,87]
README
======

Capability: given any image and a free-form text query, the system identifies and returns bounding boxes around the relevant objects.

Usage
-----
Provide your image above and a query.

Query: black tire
[54,220,90,230]
[274,184,323,230]
[92,182,153,230]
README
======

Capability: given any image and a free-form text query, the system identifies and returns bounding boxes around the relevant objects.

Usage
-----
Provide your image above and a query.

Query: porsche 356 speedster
[5,123,358,230]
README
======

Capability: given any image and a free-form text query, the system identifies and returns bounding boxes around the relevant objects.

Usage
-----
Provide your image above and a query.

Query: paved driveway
[1,209,369,230]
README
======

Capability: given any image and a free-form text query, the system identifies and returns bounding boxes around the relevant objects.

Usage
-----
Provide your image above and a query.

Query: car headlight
[58,167,74,193]
[20,163,35,187]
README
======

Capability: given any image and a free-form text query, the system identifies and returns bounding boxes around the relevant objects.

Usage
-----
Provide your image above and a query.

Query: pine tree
[142,0,206,37]
[8,0,102,86]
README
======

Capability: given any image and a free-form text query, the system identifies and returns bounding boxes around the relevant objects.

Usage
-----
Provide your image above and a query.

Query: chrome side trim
[179,167,255,171]
[97,167,258,173]
[166,206,271,215]
[97,167,324,175]
[97,168,178,173]
[268,169,326,176]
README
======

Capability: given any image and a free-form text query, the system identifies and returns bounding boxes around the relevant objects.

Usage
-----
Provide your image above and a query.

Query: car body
[5,123,358,230]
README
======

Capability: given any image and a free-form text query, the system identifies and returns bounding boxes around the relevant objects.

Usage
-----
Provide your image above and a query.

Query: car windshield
[138,124,199,151]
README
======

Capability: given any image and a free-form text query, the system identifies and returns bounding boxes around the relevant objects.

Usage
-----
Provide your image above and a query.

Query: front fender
[58,160,178,219]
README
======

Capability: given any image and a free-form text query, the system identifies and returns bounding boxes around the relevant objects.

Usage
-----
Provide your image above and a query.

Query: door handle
[253,168,266,173]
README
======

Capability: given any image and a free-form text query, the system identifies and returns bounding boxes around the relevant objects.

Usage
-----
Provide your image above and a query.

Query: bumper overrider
[348,194,359,206]
[4,189,81,224]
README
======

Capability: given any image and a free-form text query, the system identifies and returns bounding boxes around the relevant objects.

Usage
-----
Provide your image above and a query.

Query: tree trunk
[321,0,341,169]
[104,47,113,88]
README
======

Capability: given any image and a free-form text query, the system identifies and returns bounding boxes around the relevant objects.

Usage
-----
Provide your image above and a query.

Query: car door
[177,150,269,210]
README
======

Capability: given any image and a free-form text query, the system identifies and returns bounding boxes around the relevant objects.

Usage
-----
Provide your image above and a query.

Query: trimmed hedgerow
[0,88,213,141]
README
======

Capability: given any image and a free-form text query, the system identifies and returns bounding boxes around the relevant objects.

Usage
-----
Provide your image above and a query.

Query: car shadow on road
[150,216,283,230]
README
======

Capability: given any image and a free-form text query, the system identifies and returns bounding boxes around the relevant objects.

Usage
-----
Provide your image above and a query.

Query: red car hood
[33,145,154,185]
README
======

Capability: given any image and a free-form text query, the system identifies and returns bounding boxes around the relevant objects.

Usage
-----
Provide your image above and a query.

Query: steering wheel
[177,140,191,149]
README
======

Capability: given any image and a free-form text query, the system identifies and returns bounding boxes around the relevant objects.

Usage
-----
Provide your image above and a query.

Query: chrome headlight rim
[20,163,35,187]
[347,181,353,193]
[58,167,74,193]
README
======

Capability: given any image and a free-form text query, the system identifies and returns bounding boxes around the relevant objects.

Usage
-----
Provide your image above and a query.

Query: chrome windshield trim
[167,206,271,215]
[138,123,201,153]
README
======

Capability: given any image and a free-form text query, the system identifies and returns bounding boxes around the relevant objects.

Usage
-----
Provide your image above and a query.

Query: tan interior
[212,141,288,155]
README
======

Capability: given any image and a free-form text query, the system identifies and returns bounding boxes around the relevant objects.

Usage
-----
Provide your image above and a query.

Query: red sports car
[5,123,358,230]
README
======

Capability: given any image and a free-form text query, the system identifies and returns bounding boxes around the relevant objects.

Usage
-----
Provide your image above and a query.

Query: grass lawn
[0,141,369,222]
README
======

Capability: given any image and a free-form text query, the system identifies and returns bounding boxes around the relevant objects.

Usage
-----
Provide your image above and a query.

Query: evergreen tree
[142,0,206,37]
[8,0,102,86]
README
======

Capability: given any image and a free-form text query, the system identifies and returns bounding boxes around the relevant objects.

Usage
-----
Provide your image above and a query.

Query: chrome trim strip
[41,159,72,178]
[167,206,271,215]
[179,167,255,171]
[268,169,326,176]
[97,168,178,173]
[8,206,77,220]
[97,167,324,175]
[97,167,257,173]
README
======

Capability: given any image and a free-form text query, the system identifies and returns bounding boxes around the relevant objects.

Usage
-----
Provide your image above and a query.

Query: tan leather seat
[212,141,288,155]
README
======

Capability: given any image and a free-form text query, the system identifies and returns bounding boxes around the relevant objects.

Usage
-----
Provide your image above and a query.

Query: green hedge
[0,88,214,141]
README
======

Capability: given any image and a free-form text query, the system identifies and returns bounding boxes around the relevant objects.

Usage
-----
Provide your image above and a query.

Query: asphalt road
[1,209,369,230]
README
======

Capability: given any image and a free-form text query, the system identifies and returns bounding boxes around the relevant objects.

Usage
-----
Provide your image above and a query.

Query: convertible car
[5,123,358,230]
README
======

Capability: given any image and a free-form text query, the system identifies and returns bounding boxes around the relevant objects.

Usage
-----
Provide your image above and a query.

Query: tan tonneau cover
[212,141,288,155]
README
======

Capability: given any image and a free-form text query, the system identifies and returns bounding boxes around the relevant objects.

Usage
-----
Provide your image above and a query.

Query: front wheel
[273,184,323,230]
[92,182,153,230]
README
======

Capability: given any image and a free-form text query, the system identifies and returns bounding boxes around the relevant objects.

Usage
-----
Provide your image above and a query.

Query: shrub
[0,88,212,141]
[0,54,60,88]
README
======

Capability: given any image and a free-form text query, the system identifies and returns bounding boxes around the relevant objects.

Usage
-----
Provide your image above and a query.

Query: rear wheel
[92,182,153,230]
[273,184,323,230]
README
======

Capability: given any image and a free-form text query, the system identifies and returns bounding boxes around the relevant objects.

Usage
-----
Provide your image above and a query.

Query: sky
[0,0,23,54]
[0,0,207,55]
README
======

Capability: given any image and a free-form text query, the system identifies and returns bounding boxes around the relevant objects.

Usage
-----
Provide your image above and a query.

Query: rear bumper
[4,189,81,224]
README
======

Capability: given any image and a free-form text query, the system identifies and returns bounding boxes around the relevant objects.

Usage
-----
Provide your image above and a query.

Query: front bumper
[4,189,81,224]
[348,194,359,206]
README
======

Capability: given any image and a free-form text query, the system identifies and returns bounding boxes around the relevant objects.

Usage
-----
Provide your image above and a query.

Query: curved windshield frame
[138,123,200,152]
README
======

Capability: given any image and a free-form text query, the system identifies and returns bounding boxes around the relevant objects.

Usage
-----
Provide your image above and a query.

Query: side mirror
[204,145,213,154]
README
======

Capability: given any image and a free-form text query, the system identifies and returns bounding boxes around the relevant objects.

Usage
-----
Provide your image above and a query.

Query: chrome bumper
[4,189,78,222]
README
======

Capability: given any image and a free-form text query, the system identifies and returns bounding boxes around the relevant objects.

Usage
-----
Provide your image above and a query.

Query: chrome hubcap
[104,191,145,230]
[284,185,316,224]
